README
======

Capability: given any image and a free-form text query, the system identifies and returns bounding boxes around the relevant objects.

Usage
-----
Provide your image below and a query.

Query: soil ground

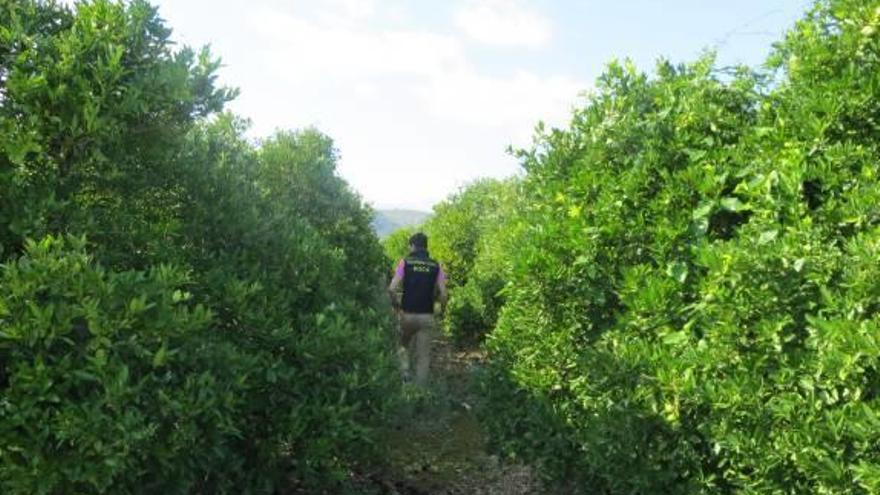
[361,332,543,495]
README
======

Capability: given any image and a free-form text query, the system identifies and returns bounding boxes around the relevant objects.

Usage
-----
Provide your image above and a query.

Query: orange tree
[384,178,521,345]
[423,178,521,345]
[0,1,397,492]
[481,0,880,492]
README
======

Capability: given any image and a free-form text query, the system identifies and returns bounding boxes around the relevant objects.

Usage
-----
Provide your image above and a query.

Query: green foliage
[0,1,398,493]
[423,179,516,289]
[257,129,386,295]
[1,236,229,494]
[480,0,880,493]
[171,117,399,492]
[435,179,521,345]
[0,0,235,269]
[382,225,420,269]
[373,209,430,239]
[386,178,520,345]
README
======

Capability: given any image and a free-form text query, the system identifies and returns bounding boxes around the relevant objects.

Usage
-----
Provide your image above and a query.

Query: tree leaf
[720,197,748,212]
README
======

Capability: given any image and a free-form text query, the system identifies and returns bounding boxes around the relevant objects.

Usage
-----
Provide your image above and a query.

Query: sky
[145,0,812,211]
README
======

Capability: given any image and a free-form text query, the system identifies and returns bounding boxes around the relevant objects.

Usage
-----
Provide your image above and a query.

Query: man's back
[401,252,440,314]
[388,232,448,385]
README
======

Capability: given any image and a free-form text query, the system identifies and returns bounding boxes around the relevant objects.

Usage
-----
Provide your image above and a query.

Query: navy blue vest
[401,251,440,314]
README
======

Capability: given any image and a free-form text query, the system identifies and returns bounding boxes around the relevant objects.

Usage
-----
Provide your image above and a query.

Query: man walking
[388,232,448,386]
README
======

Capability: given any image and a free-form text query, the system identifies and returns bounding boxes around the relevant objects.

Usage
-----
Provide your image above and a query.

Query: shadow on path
[363,333,542,495]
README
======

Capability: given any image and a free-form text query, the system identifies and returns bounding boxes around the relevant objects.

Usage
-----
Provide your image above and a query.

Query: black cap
[409,232,428,250]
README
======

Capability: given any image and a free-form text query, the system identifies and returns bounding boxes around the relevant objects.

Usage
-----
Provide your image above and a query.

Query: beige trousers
[398,313,435,386]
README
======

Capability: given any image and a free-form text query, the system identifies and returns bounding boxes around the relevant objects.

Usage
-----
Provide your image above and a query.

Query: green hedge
[481,0,880,492]
[1,1,397,492]
[384,179,520,345]
[1,237,230,493]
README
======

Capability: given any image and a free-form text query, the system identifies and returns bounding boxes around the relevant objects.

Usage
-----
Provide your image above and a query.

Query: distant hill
[372,209,431,238]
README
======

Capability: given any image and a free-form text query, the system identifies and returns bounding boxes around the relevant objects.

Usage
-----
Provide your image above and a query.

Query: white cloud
[454,0,553,48]
[419,71,581,135]
[145,1,584,209]
[252,10,466,81]
[240,3,583,209]
[322,0,377,20]
[53,0,583,209]
[251,6,578,133]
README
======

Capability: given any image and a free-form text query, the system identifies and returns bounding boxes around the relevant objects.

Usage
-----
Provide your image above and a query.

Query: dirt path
[362,333,542,495]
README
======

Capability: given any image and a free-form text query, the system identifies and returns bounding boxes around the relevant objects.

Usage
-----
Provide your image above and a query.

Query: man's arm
[388,260,404,310]
[436,268,448,315]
